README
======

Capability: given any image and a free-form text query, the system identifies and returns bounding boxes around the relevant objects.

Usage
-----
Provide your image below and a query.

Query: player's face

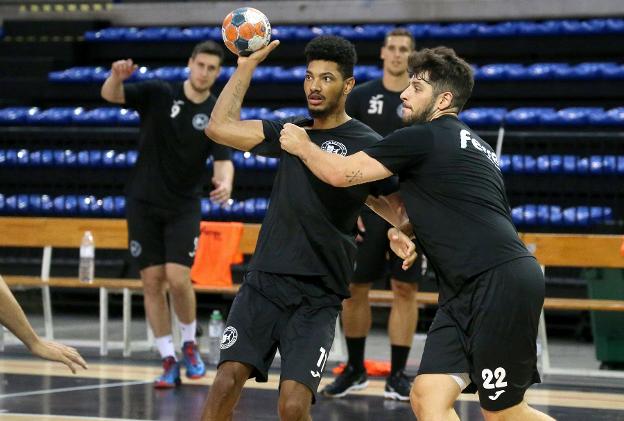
[187,53,221,94]
[304,60,352,119]
[381,35,413,77]
[400,72,439,124]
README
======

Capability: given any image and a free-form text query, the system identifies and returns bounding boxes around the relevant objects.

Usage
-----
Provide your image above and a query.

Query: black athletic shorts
[126,198,200,270]
[218,271,341,402]
[418,256,544,411]
[352,208,425,284]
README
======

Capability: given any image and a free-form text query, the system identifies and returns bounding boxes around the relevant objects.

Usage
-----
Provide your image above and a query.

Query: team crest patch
[221,326,238,349]
[321,140,347,156]
[192,113,209,130]
[130,240,142,257]
[396,103,404,118]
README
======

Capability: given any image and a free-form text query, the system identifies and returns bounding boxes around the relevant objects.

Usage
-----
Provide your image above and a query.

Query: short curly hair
[304,35,357,79]
[408,46,474,112]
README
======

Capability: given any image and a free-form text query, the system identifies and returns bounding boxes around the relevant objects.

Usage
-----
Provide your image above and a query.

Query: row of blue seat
[2,106,623,127]
[0,149,279,171]
[4,149,624,175]
[511,205,613,226]
[0,193,609,227]
[48,62,624,84]
[0,194,269,220]
[500,155,624,175]
[83,18,624,42]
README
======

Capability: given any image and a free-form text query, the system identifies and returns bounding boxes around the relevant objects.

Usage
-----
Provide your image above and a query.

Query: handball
[222,7,272,57]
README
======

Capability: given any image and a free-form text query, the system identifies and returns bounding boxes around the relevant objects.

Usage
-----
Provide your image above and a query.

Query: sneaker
[182,341,206,379]
[154,356,181,388]
[384,370,412,401]
[321,364,368,398]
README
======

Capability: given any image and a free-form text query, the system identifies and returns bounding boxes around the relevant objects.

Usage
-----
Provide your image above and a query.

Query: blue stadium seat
[511,206,523,225]
[523,204,537,225]
[102,150,116,167]
[602,155,617,174]
[115,108,139,125]
[547,206,562,225]
[498,155,511,173]
[28,107,82,125]
[0,107,39,125]
[477,21,518,37]
[505,108,555,126]
[459,107,506,126]
[127,150,138,167]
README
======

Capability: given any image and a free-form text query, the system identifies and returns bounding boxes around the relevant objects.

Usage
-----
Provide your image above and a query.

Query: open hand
[238,40,280,66]
[29,338,88,374]
[209,177,232,204]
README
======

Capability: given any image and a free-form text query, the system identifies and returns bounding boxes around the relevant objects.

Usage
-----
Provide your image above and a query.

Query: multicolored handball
[222,7,271,57]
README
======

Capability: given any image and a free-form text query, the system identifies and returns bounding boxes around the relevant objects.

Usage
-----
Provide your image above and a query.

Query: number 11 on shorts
[310,347,328,378]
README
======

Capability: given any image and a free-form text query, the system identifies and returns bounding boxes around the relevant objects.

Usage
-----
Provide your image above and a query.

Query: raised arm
[101,59,138,104]
[279,123,392,187]
[205,40,280,152]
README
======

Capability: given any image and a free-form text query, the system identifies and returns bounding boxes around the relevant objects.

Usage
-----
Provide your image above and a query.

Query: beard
[403,97,436,124]
[308,95,341,119]
[189,79,210,94]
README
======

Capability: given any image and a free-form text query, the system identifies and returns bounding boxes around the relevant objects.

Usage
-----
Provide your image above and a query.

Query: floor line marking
[0,380,150,399]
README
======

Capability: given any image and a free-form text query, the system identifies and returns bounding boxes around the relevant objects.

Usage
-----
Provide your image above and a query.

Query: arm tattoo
[345,169,363,184]
[226,80,245,119]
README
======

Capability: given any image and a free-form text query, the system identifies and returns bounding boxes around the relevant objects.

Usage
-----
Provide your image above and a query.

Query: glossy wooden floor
[0,358,623,420]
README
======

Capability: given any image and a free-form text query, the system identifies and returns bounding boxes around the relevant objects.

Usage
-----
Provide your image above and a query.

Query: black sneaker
[321,365,368,398]
[384,370,411,401]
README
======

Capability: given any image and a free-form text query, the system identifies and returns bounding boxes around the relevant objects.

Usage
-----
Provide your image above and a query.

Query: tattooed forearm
[345,169,363,184]
[226,79,246,119]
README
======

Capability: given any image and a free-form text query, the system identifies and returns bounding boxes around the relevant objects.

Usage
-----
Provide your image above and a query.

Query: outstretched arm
[205,40,280,152]
[0,275,87,373]
[279,123,392,187]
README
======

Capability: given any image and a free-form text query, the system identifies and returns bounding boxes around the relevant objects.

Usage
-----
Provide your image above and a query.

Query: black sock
[391,345,411,375]
[346,336,366,371]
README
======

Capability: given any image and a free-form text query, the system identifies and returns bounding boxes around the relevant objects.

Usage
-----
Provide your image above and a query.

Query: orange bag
[332,359,391,377]
[191,221,244,287]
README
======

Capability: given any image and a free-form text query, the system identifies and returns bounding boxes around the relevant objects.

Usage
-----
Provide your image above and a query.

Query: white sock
[180,320,197,345]
[155,335,176,360]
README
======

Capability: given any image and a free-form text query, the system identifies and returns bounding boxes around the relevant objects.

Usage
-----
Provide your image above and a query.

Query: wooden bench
[1,217,623,374]
[0,217,258,356]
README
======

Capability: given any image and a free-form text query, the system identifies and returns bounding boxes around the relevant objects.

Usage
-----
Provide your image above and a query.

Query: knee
[391,280,417,301]
[278,396,308,421]
[410,383,427,419]
[142,276,167,297]
[210,368,240,399]
[347,283,371,303]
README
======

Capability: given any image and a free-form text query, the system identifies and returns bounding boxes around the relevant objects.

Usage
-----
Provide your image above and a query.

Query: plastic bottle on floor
[207,310,225,365]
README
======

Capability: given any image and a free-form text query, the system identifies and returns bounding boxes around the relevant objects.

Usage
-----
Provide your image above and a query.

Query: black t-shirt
[364,115,531,304]
[123,80,231,209]
[346,79,407,137]
[249,117,393,298]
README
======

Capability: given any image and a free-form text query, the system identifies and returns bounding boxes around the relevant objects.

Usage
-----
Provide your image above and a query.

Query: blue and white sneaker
[182,341,206,379]
[154,356,181,388]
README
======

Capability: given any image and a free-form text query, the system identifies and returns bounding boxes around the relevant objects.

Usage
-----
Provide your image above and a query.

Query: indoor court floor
[1,356,624,420]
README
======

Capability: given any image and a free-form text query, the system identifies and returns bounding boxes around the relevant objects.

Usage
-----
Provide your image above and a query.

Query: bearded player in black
[201,36,416,421]
[101,41,234,388]
[280,47,554,421]
[323,27,421,401]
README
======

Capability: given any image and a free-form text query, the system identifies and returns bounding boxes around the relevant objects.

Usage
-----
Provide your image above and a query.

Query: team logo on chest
[396,103,404,119]
[192,113,209,131]
[321,140,348,156]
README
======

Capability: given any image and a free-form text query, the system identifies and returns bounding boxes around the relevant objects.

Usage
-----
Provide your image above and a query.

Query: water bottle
[207,310,225,365]
[79,230,95,283]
